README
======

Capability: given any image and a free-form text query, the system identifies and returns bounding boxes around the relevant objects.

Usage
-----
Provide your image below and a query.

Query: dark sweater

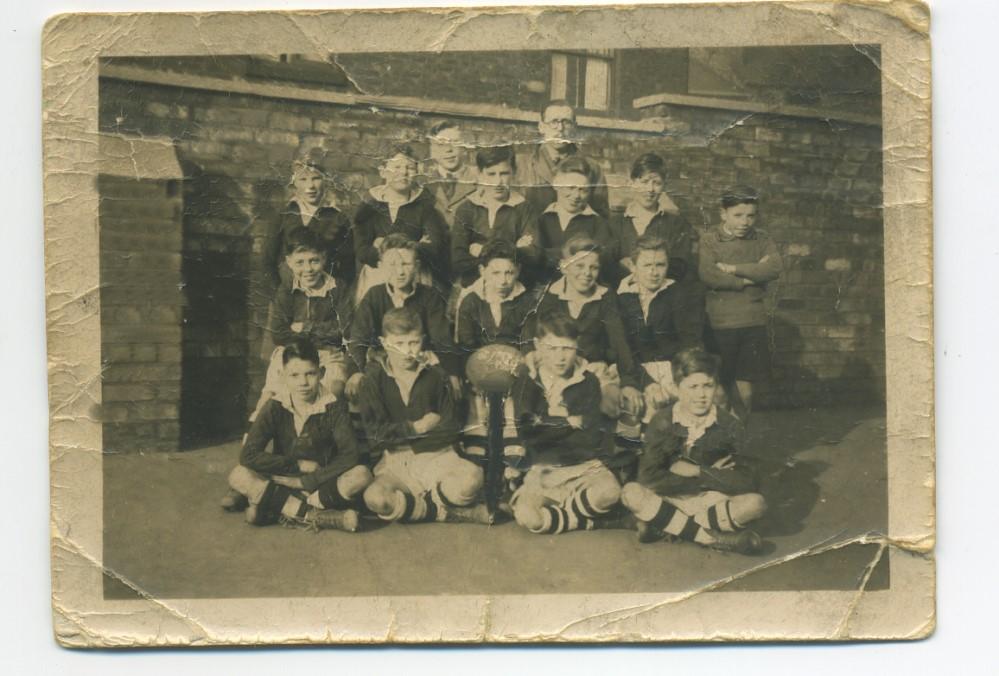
[270,276,349,351]
[356,351,461,458]
[451,193,542,287]
[616,277,704,375]
[348,283,459,375]
[352,187,451,289]
[262,202,355,290]
[638,404,758,496]
[454,282,534,355]
[535,208,616,284]
[698,226,782,329]
[240,395,362,492]
[529,280,640,389]
[511,364,608,467]
[610,208,695,285]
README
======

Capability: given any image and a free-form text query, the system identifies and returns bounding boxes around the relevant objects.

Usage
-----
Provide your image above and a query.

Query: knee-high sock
[310,482,354,510]
[645,497,713,544]
[529,488,611,535]
[254,483,310,525]
[382,491,440,523]
[692,500,738,532]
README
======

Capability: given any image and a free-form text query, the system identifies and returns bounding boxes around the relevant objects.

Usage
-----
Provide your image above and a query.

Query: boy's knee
[340,465,374,494]
[740,492,767,520]
[513,503,545,532]
[440,460,484,505]
[363,482,398,515]
[228,465,265,499]
[620,482,646,511]
[589,474,622,509]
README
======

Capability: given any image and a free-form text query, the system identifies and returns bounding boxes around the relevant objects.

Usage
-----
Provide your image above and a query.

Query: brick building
[97,48,884,453]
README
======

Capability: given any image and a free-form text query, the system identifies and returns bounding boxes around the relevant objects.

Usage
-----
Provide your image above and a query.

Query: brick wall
[99,73,884,448]
[99,147,185,452]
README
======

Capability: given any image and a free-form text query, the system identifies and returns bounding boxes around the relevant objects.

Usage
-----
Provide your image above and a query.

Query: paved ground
[103,406,888,599]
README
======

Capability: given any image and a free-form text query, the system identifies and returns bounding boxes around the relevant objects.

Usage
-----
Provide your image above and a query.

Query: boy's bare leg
[306,465,373,510]
[363,473,441,523]
[621,482,716,544]
[514,470,621,535]
[690,493,767,532]
[435,459,484,507]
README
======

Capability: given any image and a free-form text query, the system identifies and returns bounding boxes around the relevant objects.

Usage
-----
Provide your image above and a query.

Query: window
[549,50,615,113]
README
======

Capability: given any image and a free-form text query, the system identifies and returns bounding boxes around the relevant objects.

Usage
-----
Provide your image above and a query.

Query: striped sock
[397,491,439,523]
[693,500,737,533]
[647,499,711,544]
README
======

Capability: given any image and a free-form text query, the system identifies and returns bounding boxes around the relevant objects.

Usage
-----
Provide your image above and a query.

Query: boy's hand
[740,278,754,287]
[297,459,320,473]
[419,234,433,245]
[670,459,701,477]
[515,234,534,248]
[373,237,384,250]
[469,243,483,257]
[566,415,584,430]
[503,466,523,481]
[412,412,441,435]
[449,375,464,398]
[273,475,305,489]
[644,383,670,411]
[290,322,305,333]
[620,386,645,418]
[711,455,736,470]
[758,254,771,263]
[716,262,737,274]
[345,373,364,398]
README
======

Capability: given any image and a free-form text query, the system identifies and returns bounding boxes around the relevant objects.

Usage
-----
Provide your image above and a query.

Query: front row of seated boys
[222,224,767,553]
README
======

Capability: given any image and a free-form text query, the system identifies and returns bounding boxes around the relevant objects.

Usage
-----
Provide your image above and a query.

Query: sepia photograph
[43,1,934,645]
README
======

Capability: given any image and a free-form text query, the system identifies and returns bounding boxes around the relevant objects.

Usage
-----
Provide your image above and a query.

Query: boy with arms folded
[358,307,491,525]
[698,186,782,419]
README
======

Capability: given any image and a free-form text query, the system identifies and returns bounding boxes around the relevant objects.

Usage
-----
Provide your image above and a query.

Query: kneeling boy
[225,338,373,532]
[509,312,622,534]
[620,348,766,554]
[358,307,491,524]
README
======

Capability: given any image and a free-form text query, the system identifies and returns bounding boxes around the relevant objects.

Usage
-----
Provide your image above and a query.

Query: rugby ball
[466,344,525,394]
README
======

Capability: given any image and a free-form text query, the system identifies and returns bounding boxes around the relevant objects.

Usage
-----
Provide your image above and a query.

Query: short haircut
[720,185,760,209]
[384,143,418,164]
[282,336,321,367]
[292,146,326,174]
[478,238,519,268]
[381,306,423,337]
[540,99,577,122]
[535,311,580,342]
[284,226,326,257]
[378,233,420,260]
[554,156,594,184]
[671,347,721,384]
[630,235,669,263]
[561,235,602,260]
[630,153,668,181]
[429,120,459,138]
[475,145,517,172]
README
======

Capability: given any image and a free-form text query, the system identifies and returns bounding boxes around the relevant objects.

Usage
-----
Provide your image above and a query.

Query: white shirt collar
[616,274,674,298]
[467,189,526,209]
[292,272,337,297]
[550,276,608,304]
[672,403,719,449]
[274,384,337,435]
[544,202,598,231]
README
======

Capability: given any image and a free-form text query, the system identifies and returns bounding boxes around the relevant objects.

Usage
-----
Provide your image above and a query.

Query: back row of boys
[224,100,782,555]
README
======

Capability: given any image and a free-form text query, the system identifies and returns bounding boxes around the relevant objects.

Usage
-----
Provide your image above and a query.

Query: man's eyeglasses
[544,118,576,128]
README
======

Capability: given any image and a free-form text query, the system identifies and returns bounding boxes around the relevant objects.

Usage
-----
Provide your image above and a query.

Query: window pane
[584,57,610,111]
[550,53,568,100]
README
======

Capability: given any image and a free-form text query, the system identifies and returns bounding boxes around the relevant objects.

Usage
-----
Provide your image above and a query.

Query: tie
[442,175,456,200]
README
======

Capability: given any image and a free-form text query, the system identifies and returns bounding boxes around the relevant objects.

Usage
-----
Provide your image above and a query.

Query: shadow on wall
[178,160,254,450]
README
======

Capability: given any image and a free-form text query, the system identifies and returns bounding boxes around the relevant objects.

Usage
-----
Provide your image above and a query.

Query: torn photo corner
[44,0,934,647]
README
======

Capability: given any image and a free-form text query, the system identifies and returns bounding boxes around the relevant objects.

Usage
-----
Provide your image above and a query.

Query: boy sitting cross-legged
[509,312,623,535]
[223,337,373,532]
[358,307,492,525]
[620,347,766,554]
[616,235,705,421]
